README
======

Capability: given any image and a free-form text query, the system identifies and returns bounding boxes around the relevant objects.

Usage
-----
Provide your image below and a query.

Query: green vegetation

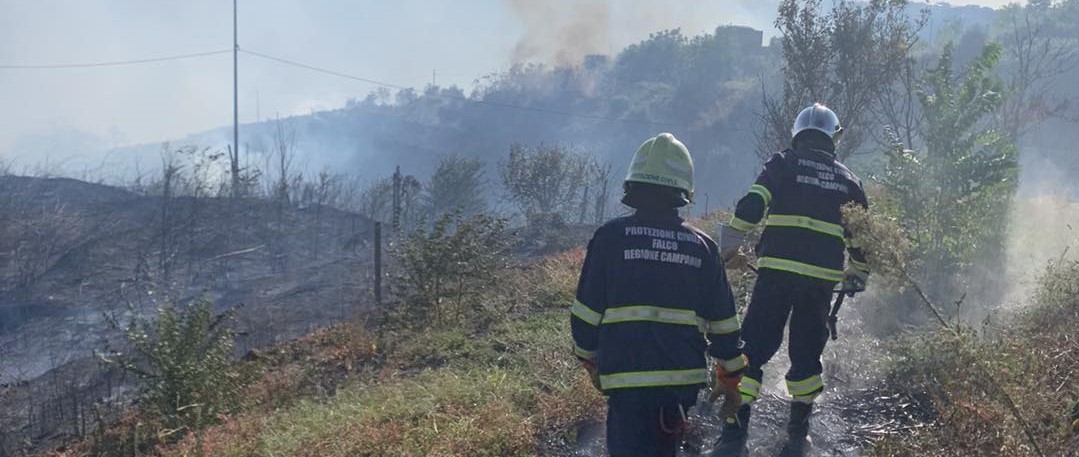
[427,155,487,218]
[764,0,923,158]
[880,43,1018,290]
[389,212,511,327]
[46,244,597,457]
[184,311,600,457]
[101,300,241,434]
[43,247,597,457]
[844,197,1076,456]
[499,143,604,224]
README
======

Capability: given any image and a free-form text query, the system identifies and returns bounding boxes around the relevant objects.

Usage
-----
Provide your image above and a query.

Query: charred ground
[0,175,375,456]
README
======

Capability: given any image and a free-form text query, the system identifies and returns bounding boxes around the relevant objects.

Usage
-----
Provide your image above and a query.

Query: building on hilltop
[715,25,764,49]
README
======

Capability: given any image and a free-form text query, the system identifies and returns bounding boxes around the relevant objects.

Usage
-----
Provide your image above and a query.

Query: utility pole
[231,0,240,197]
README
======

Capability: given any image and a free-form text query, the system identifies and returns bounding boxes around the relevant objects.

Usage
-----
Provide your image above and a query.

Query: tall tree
[881,43,1019,292]
[499,144,598,223]
[359,177,394,223]
[761,0,925,160]
[427,155,486,218]
[997,0,1077,140]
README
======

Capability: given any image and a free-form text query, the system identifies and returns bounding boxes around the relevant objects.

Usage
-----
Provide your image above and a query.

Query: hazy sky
[0,0,1013,161]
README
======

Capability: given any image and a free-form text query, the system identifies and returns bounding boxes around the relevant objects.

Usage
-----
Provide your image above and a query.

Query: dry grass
[36,243,623,457]
[42,319,382,457]
[162,309,604,457]
[869,260,1079,457]
[153,248,602,457]
[841,199,1077,456]
[194,369,537,457]
[240,320,380,408]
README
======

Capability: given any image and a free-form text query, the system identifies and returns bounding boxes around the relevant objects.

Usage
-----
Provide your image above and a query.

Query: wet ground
[572,294,930,457]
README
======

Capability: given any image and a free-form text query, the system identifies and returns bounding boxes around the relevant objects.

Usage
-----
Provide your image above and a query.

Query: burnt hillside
[0,175,377,455]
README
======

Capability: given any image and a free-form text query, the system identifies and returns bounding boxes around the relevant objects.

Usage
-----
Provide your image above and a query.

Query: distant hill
[18,2,1076,212]
[61,4,1046,212]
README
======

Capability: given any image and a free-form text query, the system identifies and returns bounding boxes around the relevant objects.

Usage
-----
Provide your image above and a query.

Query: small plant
[390,211,511,327]
[101,299,241,435]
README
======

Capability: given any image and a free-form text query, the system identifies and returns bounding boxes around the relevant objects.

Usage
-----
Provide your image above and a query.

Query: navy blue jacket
[729,146,870,283]
[570,208,743,393]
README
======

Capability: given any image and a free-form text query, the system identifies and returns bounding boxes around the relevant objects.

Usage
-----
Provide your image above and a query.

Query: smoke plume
[508,0,612,66]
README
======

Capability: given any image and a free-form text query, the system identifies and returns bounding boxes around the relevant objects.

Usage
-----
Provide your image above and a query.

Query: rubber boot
[712,404,751,456]
[779,402,812,456]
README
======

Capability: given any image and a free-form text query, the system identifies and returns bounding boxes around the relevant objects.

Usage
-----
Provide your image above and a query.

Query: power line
[242,49,409,89]
[0,49,231,69]
[0,44,682,128]
[241,48,683,128]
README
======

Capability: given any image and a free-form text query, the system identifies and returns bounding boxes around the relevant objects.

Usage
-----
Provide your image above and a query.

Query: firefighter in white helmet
[715,104,871,456]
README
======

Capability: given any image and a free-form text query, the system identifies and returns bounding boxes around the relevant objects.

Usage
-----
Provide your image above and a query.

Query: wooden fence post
[374,222,382,307]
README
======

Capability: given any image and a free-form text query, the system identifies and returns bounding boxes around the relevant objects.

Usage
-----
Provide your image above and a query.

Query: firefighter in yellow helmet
[571,133,746,456]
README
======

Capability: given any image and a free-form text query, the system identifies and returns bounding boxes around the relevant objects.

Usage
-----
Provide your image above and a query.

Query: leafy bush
[879,43,1018,295]
[499,144,602,223]
[103,299,241,434]
[390,211,511,327]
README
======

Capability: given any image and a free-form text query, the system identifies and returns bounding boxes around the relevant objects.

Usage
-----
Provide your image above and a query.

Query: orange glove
[709,356,747,422]
[713,355,747,392]
[714,365,742,392]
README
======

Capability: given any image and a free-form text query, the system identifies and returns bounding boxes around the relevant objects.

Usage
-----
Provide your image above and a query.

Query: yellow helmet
[624,133,694,200]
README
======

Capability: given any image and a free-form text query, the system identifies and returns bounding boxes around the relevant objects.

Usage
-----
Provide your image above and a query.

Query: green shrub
[103,299,241,434]
[390,211,511,328]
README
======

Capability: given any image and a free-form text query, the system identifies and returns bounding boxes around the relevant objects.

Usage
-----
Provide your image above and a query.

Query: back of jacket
[570,208,742,393]
[729,147,869,283]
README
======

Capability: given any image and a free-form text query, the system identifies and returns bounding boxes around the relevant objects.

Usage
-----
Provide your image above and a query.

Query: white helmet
[792,103,843,139]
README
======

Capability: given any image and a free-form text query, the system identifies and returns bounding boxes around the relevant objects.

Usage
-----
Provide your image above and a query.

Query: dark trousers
[741,269,834,391]
[606,389,697,457]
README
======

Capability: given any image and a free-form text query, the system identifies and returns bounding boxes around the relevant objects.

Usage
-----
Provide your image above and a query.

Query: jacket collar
[792,136,837,157]
[633,206,681,221]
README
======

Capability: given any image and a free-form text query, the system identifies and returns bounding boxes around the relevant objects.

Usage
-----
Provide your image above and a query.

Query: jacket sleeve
[844,181,871,281]
[696,238,745,370]
[570,230,607,362]
[729,152,783,232]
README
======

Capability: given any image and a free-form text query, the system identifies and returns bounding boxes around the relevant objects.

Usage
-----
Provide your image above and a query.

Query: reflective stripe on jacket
[570,208,743,392]
[729,146,870,282]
